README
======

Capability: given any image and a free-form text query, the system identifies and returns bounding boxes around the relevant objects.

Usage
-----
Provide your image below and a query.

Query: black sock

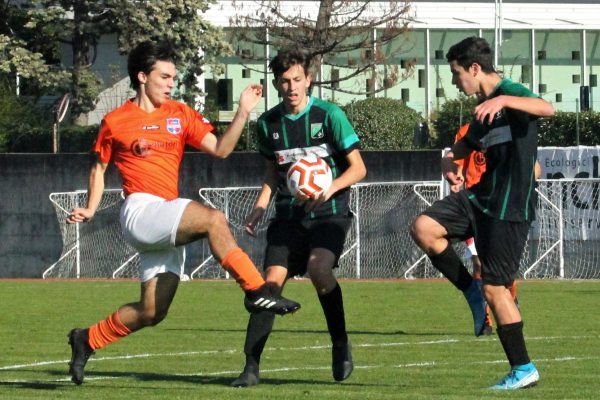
[243,311,275,369]
[496,321,530,367]
[429,244,473,292]
[317,283,348,344]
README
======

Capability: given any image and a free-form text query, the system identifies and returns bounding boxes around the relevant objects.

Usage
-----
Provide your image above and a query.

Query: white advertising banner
[537,146,600,240]
[538,146,600,179]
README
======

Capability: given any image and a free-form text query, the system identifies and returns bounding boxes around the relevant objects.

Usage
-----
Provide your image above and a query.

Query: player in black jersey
[231,49,366,387]
[410,37,554,390]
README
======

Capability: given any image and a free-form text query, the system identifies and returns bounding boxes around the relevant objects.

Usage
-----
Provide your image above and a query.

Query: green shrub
[342,98,424,150]
[432,95,478,149]
[538,111,600,146]
[58,124,100,152]
[0,85,53,152]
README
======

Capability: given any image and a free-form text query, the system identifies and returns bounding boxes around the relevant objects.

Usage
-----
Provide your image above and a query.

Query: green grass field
[0,279,598,399]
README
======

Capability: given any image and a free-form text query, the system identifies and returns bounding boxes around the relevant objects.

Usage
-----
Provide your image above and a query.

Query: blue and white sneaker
[490,362,540,390]
[463,279,486,336]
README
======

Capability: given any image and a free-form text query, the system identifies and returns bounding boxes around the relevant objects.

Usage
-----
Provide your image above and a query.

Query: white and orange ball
[286,155,333,199]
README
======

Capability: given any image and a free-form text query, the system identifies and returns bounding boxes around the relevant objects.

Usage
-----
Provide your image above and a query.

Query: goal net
[47,179,600,280]
[44,190,139,279]
[191,182,444,279]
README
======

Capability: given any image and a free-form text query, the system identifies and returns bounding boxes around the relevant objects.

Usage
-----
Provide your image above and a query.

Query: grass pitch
[0,279,598,399]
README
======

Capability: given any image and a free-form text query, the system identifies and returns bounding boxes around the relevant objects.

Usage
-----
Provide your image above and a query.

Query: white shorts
[120,193,191,282]
[465,237,478,258]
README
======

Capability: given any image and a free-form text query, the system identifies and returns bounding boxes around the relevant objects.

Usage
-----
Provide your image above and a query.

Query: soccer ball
[286,155,333,199]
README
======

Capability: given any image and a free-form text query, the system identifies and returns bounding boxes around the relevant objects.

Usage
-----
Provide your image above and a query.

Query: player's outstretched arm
[67,156,108,224]
[245,161,278,236]
[200,84,263,158]
[475,95,555,125]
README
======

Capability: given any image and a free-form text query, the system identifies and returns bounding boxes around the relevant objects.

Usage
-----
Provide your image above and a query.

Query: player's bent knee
[207,208,228,229]
[410,215,430,243]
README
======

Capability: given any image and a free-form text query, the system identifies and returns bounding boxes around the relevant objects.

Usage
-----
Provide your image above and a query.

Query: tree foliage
[229,0,414,95]
[2,0,231,124]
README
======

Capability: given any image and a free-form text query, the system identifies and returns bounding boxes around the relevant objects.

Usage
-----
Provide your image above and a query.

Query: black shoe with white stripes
[244,284,301,315]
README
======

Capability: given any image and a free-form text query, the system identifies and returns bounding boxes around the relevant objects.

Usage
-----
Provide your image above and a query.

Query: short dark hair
[269,49,312,79]
[446,36,495,73]
[127,41,177,90]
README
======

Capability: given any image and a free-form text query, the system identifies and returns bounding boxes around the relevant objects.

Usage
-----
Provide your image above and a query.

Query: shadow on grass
[164,327,410,336]
[0,380,67,390]
[40,369,388,388]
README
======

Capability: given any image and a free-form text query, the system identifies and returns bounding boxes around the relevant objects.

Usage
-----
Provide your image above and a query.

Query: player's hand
[442,155,464,187]
[450,182,463,193]
[66,208,95,224]
[239,84,263,114]
[244,207,266,237]
[302,190,331,213]
[474,96,505,125]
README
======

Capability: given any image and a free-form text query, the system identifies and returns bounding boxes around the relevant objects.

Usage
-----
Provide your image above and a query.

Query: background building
[86,1,600,123]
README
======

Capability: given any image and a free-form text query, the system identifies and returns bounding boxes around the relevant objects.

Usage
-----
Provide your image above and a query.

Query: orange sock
[88,311,131,350]
[220,247,265,291]
[510,280,518,300]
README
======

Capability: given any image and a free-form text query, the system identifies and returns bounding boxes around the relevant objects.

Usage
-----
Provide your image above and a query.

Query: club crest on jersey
[273,132,280,140]
[310,123,324,139]
[166,118,182,135]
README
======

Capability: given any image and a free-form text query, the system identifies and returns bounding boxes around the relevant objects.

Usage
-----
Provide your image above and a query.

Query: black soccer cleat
[244,284,301,315]
[231,364,260,388]
[68,328,94,385]
[332,341,353,381]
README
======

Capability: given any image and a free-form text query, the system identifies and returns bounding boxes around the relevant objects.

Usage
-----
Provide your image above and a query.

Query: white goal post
[46,179,600,280]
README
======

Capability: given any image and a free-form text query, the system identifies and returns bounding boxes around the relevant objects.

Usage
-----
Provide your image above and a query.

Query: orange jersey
[93,100,215,200]
[453,123,486,188]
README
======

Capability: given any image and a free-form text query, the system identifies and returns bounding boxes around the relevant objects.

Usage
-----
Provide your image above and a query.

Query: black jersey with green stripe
[256,96,360,220]
[463,78,540,221]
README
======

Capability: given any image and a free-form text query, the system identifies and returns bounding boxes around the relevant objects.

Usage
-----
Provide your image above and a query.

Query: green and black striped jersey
[257,96,360,220]
[463,78,540,221]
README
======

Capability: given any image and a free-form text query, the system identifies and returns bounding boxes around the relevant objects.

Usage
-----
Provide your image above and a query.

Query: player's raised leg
[176,201,300,315]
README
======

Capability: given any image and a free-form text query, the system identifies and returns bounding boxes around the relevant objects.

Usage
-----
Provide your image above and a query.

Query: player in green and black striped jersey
[231,49,366,388]
[411,37,554,390]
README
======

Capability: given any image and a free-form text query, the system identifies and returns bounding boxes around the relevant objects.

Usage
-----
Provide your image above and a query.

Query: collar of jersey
[282,96,314,121]
[126,98,172,115]
[490,78,512,96]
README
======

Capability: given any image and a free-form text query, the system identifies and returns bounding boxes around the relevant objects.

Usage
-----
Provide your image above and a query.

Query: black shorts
[264,216,352,277]
[422,191,530,286]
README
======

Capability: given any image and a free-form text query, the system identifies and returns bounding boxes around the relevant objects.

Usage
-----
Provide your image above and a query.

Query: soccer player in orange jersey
[64,41,300,385]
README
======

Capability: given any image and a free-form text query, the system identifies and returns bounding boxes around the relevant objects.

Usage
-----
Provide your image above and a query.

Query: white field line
[0,334,597,383]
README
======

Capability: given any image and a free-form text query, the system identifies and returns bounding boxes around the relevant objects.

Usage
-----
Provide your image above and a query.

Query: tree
[0,1,70,93]
[5,0,231,124]
[228,0,414,95]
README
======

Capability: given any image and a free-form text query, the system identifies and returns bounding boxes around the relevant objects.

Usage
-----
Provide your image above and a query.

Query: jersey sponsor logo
[310,123,324,139]
[142,124,160,131]
[131,138,151,157]
[274,144,331,165]
[130,138,178,157]
[474,151,486,166]
[166,118,182,135]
